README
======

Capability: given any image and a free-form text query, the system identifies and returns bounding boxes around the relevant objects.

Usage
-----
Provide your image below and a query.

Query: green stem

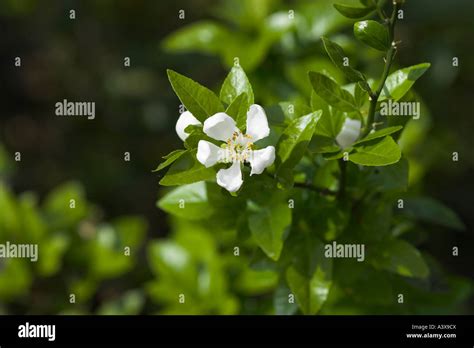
[293,182,337,196]
[362,1,401,137]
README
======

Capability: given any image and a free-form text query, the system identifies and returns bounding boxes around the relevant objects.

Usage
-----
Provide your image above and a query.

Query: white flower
[176,105,275,192]
[175,111,201,141]
[336,118,361,149]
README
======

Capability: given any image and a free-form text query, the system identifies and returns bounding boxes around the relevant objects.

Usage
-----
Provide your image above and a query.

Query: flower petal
[248,146,275,176]
[175,111,202,141]
[197,140,222,168]
[246,104,270,142]
[216,161,243,193]
[203,112,237,141]
[336,118,361,149]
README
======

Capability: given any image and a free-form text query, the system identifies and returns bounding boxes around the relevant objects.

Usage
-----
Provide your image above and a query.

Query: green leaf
[354,82,368,107]
[167,70,224,122]
[159,150,216,186]
[276,111,322,173]
[220,65,254,106]
[333,3,375,19]
[321,37,369,90]
[43,182,89,230]
[354,20,390,51]
[354,126,403,145]
[350,136,401,166]
[400,197,465,231]
[153,149,188,172]
[37,235,69,276]
[225,93,249,130]
[313,107,345,139]
[274,284,298,315]
[308,72,358,112]
[285,236,332,315]
[162,21,230,55]
[113,216,147,248]
[365,156,409,192]
[371,239,429,278]
[247,201,292,261]
[379,63,431,101]
[279,101,312,124]
[158,182,214,220]
[148,241,192,277]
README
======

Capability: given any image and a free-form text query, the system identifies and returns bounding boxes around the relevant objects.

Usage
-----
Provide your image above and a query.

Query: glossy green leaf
[159,150,216,186]
[354,126,403,145]
[225,92,249,130]
[158,182,214,220]
[153,149,188,172]
[333,3,375,19]
[400,197,465,230]
[309,72,358,112]
[379,63,431,101]
[321,37,370,90]
[279,101,312,124]
[350,136,401,166]
[276,111,322,173]
[247,201,292,261]
[313,106,345,139]
[220,65,254,106]
[354,20,390,51]
[167,70,224,122]
[371,239,429,278]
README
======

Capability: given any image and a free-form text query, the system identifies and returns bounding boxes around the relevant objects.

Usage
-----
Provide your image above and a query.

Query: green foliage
[159,150,216,186]
[167,69,224,122]
[354,20,390,51]
[333,3,375,19]
[0,176,147,311]
[308,72,358,112]
[220,65,254,107]
[379,63,431,101]
[349,136,402,166]
[276,111,322,185]
[153,0,471,316]
[247,199,292,261]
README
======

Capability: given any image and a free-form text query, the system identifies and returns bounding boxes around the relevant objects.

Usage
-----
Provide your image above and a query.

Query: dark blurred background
[0,0,473,310]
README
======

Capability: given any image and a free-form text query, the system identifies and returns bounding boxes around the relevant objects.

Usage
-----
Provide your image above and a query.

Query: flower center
[221,131,254,163]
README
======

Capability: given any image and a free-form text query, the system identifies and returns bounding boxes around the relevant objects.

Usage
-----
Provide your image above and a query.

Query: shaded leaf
[309,72,358,112]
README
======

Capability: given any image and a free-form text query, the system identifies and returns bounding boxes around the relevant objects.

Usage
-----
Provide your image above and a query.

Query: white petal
[203,112,237,141]
[336,118,361,149]
[246,104,270,142]
[248,146,275,176]
[175,111,201,141]
[216,161,243,193]
[196,140,222,168]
